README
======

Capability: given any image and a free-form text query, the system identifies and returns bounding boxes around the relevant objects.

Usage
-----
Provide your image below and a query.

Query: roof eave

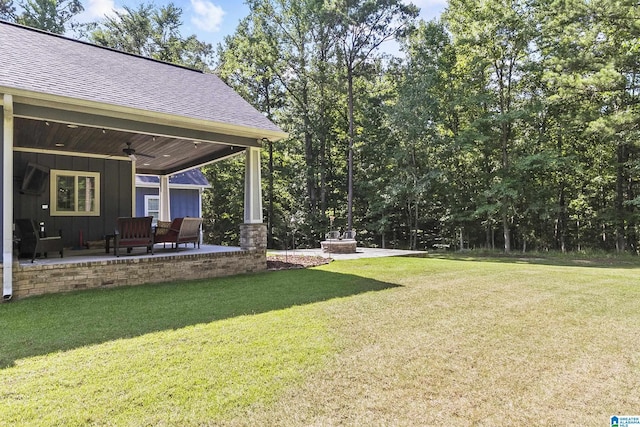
[0,86,288,142]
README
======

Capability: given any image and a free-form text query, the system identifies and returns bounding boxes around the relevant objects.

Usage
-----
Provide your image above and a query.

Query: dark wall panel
[13,152,133,247]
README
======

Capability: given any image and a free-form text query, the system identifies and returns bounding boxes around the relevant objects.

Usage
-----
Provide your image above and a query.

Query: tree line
[4,0,640,253]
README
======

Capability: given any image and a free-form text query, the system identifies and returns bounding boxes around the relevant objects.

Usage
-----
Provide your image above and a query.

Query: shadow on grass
[424,251,640,269]
[0,268,398,369]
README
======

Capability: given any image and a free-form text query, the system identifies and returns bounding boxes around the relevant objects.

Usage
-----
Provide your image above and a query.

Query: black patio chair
[15,218,64,262]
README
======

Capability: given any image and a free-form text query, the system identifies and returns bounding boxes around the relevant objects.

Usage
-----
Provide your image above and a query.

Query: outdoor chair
[113,216,154,257]
[15,218,64,262]
[154,217,202,251]
[326,230,341,240]
[342,230,357,240]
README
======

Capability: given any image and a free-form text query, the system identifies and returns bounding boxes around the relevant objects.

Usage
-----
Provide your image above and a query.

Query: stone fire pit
[320,239,357,254]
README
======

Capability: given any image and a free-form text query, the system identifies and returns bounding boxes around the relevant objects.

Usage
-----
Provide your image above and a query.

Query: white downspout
[3,94,14,301]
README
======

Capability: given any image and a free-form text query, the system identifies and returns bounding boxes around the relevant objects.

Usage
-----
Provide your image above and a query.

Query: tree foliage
[8,0,640,253]
[89,3,214,70]
[209,0,640,253]
[2,0,83,33]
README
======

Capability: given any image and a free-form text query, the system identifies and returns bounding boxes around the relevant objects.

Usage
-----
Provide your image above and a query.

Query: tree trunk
[268,140,274,248]
[264,85,274,249]
[346,66,355,231]
[492,227,495,250]
[503,214,511,253]
[615,143,627,252]
[627,159,637,253]
[558,186,567,253]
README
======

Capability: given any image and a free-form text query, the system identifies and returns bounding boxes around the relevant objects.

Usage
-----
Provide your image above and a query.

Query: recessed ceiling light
[143,163,150,166]
[67,124,78,129]
[55,143,64,147]
[163,154,170,157]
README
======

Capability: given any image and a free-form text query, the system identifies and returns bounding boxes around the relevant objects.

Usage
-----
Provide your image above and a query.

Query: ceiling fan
[123,142,155,161]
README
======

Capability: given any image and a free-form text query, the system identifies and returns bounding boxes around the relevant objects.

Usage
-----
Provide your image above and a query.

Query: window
[50,170,100,216]
[144,195,160,222]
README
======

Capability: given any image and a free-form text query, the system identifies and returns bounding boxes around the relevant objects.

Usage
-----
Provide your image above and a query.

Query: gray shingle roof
[0,21,282,134]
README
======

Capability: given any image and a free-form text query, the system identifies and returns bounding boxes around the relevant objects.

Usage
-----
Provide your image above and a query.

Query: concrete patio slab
[269,247,427,261]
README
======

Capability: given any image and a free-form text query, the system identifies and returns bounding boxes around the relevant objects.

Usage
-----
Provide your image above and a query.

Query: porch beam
[244,146,263,224]
[3,94,14,300]
[136,145,242,176]
[13,103,262,148]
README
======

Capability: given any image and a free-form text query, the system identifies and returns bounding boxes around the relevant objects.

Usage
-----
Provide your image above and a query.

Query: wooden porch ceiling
[14,117,245,175]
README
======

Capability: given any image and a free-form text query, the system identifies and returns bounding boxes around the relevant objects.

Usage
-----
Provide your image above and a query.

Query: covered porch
[1,22,286,300]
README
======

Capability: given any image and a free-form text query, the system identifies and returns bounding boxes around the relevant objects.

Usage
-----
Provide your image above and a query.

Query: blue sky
[77,0,447,48]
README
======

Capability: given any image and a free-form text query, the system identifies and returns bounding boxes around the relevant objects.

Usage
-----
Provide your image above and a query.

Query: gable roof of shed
[0,21,282,135]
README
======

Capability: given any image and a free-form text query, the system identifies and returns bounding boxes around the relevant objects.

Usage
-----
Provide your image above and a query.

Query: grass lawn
[1,255,639,425]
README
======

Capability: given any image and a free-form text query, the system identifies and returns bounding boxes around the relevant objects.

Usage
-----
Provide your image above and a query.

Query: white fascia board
[1,86,288,141]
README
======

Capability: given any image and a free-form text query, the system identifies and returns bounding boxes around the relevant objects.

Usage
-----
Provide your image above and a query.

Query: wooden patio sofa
[113,216,154,257]
[154,217,202,251]
[15,218,64,262]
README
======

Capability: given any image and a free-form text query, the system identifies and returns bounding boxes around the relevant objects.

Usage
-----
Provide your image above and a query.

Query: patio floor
[17,244,243,267]
[268,247,427,261]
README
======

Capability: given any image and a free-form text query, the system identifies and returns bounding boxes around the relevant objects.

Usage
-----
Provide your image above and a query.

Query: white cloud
[407,0,447,21]
[76,0,119,22]
[190,0,225,33]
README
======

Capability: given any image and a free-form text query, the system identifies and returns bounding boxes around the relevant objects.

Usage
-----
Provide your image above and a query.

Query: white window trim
[144,194,160,220]
[50,169,101,216]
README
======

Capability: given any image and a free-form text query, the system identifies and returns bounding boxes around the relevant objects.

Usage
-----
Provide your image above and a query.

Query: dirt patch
[267,255,331,270]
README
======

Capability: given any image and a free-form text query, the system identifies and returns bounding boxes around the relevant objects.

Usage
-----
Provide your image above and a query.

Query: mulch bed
[266,255,331,271]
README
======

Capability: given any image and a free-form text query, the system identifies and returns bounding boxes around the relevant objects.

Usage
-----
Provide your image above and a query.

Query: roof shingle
[0,21,282,134]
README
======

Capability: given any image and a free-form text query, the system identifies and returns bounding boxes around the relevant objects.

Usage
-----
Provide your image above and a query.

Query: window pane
[51,170,100,216]
[147,197,159,221]
[77,176,96,212]
[148,198,159,211]
[56,175,75,211]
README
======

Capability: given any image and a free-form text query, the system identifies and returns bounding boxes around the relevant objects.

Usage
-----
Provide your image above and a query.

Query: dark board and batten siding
[13,151,133,248]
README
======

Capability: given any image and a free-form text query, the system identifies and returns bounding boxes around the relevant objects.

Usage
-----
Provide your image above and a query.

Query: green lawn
[1,255,639,425]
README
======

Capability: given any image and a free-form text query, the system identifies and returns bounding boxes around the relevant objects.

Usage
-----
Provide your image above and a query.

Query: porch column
[2,94,14,300]
[240,146,266,250]
[159,175,171,221]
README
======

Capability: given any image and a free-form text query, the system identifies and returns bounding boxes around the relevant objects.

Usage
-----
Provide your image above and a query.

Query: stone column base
[240,223,267,250]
